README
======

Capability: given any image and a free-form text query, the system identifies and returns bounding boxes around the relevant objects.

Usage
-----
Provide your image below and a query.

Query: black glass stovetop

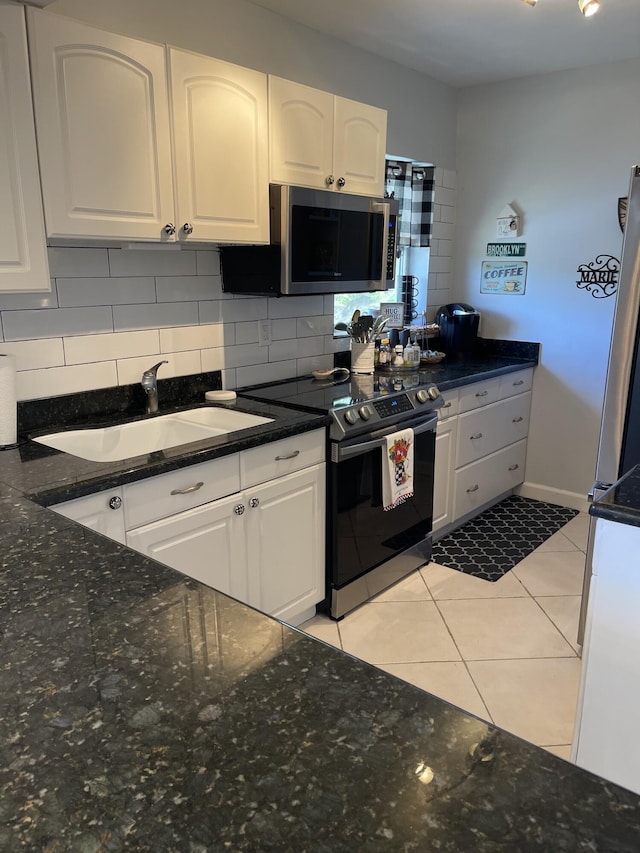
[240,371,434,414]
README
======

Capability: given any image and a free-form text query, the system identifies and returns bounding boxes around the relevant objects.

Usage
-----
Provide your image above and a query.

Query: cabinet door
[245,463,325,626]
[269,76,334,190]
[433,417,457,534]
[126,495,248,603]
[333,96,387,197]
[50,488,126,544]
[28,9,175,241]
[0,7,50,292]
[169,48,269,244]
[453,440,526,523]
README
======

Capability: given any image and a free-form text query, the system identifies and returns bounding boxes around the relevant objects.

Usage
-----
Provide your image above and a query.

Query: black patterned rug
[431,496,579,582]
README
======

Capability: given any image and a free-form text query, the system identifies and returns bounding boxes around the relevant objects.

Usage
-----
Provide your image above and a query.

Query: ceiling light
[578,0,600,15]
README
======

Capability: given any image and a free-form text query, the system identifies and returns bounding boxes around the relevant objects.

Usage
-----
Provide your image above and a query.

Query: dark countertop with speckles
[3,365,640,850]
[590,465,640,528]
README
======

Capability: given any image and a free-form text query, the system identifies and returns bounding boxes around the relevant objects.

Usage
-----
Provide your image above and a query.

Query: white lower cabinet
[49,429,326,627]
[433,368,533,538]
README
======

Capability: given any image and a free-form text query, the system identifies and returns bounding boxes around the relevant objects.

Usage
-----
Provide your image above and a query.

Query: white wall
[454,57,640,506]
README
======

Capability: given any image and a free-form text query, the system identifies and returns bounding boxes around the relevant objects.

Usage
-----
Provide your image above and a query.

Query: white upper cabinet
[269,76,387,196]
[168,48,269,244]
[0,6,50,292]
[28,9,175,242]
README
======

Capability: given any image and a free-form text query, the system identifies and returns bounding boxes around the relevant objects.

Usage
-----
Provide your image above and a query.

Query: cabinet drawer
[456,392,531,468]
[499,368,533,400]
[123,454,240,529]
[51,487,126,544]
[241,428,325,489]
[437,388,459,420]
[458,377,500,412]
[453,440,527,522]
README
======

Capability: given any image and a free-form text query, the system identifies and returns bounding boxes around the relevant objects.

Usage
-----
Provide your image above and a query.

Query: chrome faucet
[141,360,168,414]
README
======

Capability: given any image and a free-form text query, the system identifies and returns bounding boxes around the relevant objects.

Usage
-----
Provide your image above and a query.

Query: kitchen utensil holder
[351,342,375,374]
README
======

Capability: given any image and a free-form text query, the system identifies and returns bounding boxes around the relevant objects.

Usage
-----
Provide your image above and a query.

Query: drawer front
[458,377,500,413]
[241,428,325,489]
[437,388,459,420]
[453,439,527,522]
[123,454,240,529]
[456,392,531,468]
[499,368,533,400]
[51,487,126,544]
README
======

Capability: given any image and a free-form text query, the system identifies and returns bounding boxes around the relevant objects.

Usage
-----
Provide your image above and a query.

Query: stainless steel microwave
[220,184,398,296]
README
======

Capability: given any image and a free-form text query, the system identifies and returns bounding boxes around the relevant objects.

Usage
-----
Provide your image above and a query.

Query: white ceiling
[247,0,640,87]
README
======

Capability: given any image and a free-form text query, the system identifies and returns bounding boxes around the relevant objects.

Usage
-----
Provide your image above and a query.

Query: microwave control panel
[386,216,397,281]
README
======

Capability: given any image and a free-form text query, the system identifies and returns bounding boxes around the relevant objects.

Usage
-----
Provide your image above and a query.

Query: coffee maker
[435,303,480,354]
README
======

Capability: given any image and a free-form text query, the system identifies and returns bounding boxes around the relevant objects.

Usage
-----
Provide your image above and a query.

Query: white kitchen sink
[33,407,274,463]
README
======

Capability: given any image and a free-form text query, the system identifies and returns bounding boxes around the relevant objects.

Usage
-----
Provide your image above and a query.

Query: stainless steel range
[240,371,443,619]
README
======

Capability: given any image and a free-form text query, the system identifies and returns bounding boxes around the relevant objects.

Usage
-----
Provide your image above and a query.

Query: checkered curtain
[385,160,434,248]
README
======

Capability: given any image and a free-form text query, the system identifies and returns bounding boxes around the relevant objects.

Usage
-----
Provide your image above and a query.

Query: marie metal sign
[576,254,619,299]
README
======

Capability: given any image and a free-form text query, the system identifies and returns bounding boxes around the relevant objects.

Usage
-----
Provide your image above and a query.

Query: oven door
[329,412,436,594]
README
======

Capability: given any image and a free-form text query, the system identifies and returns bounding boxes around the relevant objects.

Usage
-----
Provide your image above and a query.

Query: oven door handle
[335,414,437,461]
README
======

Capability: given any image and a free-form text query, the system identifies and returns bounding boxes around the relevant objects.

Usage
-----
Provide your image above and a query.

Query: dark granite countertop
[3,363,640,850]
[590,465,640,528]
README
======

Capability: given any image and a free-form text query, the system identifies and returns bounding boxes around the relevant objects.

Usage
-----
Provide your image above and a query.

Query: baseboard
[517,481,589,512]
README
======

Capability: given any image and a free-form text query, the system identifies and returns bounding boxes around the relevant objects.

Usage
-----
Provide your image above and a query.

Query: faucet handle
[142,360,168,380]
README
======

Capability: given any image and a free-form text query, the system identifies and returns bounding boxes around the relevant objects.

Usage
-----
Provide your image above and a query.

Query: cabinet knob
[164,223,176,235]
[182,222,194,235]
[234,504,245,515]
[249,497,260,508]
[326,175,335,186]
[337,176,346,188]
[108,496,122,510]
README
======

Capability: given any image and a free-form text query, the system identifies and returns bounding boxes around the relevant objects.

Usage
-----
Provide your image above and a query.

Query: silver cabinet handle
[234,504,245,515]
[275,450,300,461]
[326,175,335,186]
[182,222,194,235]
[508,464,520,471]
[475,390,488,397]
[164,223,176,235]
[466,484,479,493]
[470,433,483,440]
[442,402,452,409]
[337,177,346,188]
[249,497,260,508]
[109,496,122,510]
[170,481,204,496]
[513,380,524,386]
[512,416,524,423]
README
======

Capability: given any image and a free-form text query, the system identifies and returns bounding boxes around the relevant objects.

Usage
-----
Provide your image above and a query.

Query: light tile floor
[300,511,589,759]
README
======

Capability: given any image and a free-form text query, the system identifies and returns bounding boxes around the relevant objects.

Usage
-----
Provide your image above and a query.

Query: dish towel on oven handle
[382,428,414,511]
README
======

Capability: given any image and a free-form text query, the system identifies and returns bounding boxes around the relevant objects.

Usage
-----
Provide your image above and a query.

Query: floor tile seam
[366,654,463,666]
[529,595,580,653]
[459,658,495,724]
[463,653,580,663]
[428,593,531,602]
[541,743,572,748]
[430,596,471,666]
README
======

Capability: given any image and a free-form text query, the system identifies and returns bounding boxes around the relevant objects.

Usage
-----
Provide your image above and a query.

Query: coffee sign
[480,260,527,295]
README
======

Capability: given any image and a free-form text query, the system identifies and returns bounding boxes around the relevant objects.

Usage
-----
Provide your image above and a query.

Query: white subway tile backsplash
[435,186,457,207]
[296,354,333,375]
[0,282,58,311]
[201,347,226,373]
[329,335,350,353]
[108,247,197,277]
[3,307,113,341]
[442,169,457,189]
[159,323,226,353]
[439,205,456,225]
[113,302,198,331]
[269,336,325,362]
[432,221,455,241]
[429,256,451,274]
[199,298,267,324]
[196,250,221,276]
[17,361,118,401]
[48,247,110,278]
[56,277,156,308]
[224,343,268,369]
[434,239,453,258]
[220,368,236,390]
[235,321,259,345]
[271,318,297,340]
[296,315,334,337]
[116,350,201,386]
[236,360,296,388]
[0,338,64,371]
[156,275,224,303]
[267,295,324,319]
[64,330,160,365]
[436,272,451,290]
[434,167,444,187]
[323,295,335,315]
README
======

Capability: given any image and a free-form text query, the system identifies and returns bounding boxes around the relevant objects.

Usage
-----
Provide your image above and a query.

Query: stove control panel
[372,394,413,419]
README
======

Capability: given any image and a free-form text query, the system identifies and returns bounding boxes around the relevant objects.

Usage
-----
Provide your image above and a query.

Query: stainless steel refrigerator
[578,165,640,644]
